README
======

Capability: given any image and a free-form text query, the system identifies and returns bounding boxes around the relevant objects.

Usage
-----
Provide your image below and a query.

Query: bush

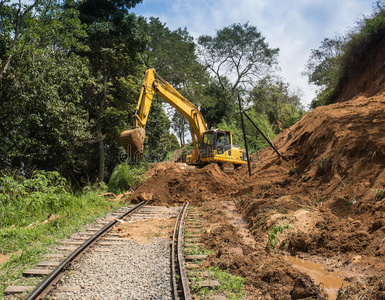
[0,171,71,228]
[310,87,335,109]
[107,163,147,194]
[0,173,128,296]
[0,171,126,254]
[336,5,385,86]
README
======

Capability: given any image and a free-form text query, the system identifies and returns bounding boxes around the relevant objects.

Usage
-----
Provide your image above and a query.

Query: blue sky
[130,0,375,107]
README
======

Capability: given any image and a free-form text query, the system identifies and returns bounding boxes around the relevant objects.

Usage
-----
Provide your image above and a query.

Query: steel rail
[25,201,146,300]
[177,202,191,300]
[171,202,187,299]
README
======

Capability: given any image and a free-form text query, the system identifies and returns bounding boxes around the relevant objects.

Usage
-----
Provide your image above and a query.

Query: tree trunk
[178,131,183,147]
[98,55,107,182]
[0,55,13,80]
[97,121,105,182]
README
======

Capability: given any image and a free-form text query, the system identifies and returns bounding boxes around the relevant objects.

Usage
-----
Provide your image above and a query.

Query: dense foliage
[0,171,122,247]
[198,22,279,95]
[1,0,306,188]
[305,1,385,108]
[0,170,126,296]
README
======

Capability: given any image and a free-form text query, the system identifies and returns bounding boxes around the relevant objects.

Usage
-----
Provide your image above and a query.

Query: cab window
[202,132,214,146]
[216,132,230,147]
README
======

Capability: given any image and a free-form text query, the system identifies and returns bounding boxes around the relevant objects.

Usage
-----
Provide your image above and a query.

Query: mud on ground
[126,93,385,299]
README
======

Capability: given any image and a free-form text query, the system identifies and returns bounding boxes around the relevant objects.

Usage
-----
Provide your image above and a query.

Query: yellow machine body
[120,68,247,166]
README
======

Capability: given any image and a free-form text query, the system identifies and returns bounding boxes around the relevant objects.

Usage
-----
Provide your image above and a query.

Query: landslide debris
[125,93,385,298]
[128,162,236,206]
[234,93,385,298]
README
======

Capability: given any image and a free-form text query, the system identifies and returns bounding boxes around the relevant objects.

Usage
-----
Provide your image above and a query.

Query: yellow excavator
[120,68,247,166]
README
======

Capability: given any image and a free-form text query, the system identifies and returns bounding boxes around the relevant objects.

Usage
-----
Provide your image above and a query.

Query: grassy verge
[0,171,128,297]
[189,266,247,299]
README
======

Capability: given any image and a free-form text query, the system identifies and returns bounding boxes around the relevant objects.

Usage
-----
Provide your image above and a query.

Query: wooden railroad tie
[4,286,34,295]
[23,269,52,276]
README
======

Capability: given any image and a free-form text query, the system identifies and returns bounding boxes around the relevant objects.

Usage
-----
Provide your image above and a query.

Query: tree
[243,110,276,152]
[171,112,189,146]
[0,0,87,79]
[0,0,39,79]
[138,17,205,86]
[138,17,210,149]
[165,133,180,151]
[144,98,171,161]
[198,22,279,95]
[217,110,275,153]
[303,37,344,108]
[199,78,234,129]
[248,76,304,132]
[304,1,385,108]
[0,1,91,183]
[77,0,146,181]
[304,37,344,88]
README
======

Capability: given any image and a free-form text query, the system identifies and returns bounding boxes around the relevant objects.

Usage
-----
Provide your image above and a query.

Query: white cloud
[132,0,375,107]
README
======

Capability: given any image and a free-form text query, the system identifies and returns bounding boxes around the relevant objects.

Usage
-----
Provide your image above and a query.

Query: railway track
[4,202,202,299]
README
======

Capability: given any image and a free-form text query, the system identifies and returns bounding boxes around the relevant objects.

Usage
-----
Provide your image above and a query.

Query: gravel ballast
[49,206,180,300]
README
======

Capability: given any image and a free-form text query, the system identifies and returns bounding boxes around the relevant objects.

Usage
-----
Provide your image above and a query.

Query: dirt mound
[128,163,236,206]
[237,93,385,239]
[238,94,385,201]
[234,93,385,297]
[124,92,385,297]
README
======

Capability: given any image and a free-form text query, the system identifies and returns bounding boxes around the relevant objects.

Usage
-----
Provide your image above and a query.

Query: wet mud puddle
[221,201,256,247]
[284,256,350,299]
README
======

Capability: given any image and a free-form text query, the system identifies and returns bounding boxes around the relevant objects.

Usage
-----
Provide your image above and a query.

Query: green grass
[267,224,291,251]
[375,189,385,202]
[0,171,128,297]
[189,266,247,299]
[183,244,213,256]
[183,238,246,299]
[107,162,148,194]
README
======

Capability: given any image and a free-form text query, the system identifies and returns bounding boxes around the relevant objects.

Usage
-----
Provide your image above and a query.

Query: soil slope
[334,38,385,102]
[235,93,385,297]
[126,91,385,298]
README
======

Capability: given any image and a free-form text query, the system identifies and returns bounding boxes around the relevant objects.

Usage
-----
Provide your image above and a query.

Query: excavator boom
[120,69,247,166]
[120,69,207,160]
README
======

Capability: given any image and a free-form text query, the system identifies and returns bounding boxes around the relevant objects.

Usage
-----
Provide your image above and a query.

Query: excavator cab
[215,131,231,154]
[200,130,231,157]
[196,129,246,165]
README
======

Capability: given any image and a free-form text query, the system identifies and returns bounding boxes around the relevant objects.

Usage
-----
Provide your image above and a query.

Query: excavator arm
[120,68,207,160]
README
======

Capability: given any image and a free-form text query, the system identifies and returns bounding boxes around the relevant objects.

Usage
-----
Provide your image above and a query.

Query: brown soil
[125,92,385,298]
[129,162,236,206]
[334,39,385,102]
[236,93,385,298]
[0,254,10,266]
[114,218,175,244]
[120,128,146,158]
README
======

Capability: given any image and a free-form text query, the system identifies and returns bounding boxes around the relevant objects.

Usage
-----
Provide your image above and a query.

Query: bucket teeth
[120,128,146,161]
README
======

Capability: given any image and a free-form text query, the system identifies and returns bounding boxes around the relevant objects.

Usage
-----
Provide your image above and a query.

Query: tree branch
[0,0,40,80]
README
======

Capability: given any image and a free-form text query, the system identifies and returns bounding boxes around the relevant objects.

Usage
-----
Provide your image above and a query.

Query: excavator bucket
[120,128,146,161]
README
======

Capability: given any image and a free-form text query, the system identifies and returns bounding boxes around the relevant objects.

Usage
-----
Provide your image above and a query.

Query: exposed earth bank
[127,91,385,299]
